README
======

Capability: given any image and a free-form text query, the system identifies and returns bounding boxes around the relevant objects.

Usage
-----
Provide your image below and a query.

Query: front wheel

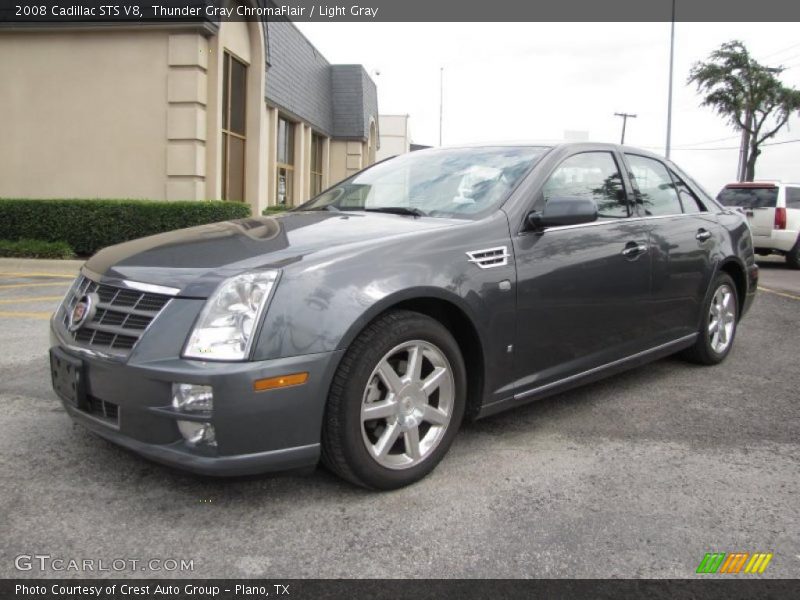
[681,273,738,365]
[321,310,467,489]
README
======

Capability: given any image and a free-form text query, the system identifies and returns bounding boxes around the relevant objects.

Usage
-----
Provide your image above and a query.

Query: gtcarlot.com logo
[696,552,773,574]
[14,554,194,573]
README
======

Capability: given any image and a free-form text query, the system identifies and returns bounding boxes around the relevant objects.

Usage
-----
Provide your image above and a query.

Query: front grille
[85,396,119,424]
[61,274,171,356]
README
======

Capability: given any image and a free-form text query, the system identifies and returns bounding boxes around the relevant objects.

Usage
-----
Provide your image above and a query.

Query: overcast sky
[296,21,800,194]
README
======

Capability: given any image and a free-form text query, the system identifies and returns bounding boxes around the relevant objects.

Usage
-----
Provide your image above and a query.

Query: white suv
[717,181,800,269]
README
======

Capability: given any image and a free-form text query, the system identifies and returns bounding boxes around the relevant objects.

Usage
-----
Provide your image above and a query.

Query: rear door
[717,184,779,237]
[624,153,717,344]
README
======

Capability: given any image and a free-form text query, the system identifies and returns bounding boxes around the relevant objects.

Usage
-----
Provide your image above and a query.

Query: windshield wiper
[364,207,426,217]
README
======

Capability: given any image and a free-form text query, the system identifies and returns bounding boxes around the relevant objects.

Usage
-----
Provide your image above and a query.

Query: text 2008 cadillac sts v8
[50,143,757,489]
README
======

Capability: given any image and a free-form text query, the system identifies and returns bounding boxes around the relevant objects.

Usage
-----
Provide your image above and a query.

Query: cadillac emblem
[68,293,96,332]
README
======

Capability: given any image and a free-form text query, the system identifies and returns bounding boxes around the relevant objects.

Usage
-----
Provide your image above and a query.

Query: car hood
[84,211,459,296]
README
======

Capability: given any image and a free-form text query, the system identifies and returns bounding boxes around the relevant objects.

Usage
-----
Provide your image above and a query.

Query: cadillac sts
[50,143,758,489]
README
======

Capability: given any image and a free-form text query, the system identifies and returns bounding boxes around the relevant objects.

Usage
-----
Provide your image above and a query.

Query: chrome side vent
[466,246,511,269]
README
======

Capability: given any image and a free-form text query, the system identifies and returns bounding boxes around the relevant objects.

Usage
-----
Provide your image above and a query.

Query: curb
[0,258,84,276]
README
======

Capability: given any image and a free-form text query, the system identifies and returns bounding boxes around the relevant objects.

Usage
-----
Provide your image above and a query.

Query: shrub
[0,239,74,259]
[263,205,289,215]
[0,199,251,256]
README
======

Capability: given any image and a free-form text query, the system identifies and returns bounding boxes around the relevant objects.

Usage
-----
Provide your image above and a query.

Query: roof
[264,21,378,141]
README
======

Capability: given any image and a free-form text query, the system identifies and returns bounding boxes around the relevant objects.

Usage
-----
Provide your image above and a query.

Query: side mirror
[527,196,598,230]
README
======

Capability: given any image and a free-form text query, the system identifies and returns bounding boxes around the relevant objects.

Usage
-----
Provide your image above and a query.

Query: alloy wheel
[360,340,455,470]
[708,284,736,354]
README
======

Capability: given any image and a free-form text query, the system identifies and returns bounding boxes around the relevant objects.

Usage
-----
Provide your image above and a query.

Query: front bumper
[50,319,343,476]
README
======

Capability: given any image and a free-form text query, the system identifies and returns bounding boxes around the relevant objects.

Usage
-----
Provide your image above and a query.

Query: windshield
[297,146,549,219]
[717,186,778,208]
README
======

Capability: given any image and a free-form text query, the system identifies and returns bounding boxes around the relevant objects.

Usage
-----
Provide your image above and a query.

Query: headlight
[183,270,279,361]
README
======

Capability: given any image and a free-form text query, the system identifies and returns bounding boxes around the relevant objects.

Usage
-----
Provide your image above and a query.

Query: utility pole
[665,0,676,159]
[614,112,637,144]
[439,67,444,146]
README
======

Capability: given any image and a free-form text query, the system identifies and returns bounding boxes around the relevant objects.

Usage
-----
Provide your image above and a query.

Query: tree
[688,40,800,181]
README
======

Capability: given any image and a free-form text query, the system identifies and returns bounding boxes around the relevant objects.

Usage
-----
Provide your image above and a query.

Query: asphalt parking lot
[0,260,798,579]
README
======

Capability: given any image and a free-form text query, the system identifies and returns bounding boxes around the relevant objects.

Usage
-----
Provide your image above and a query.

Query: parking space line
[0,310,52,319]
[0,282,71,290]
[0,272,75,279]
[0,296,63,305]
[758,286,800,301]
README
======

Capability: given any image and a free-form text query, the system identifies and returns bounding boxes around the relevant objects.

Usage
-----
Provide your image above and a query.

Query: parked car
[50,143,758,489]
[717,181,800,269]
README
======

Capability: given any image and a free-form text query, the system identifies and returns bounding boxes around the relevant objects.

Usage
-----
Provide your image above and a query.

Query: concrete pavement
[0,265,798,579]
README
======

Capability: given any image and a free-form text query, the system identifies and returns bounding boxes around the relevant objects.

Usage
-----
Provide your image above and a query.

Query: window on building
[310,133,325,197]
[276,117,295,206]
[221,52,247,202]
[541,152,629,219]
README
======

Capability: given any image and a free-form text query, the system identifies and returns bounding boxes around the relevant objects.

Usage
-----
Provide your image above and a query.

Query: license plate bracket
[49,347,86,409]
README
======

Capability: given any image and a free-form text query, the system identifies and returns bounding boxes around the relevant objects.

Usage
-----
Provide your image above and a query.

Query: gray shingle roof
[264,21,378,141]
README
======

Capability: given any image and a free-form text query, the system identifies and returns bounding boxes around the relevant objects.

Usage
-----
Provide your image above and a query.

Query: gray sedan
[49,143,758,489]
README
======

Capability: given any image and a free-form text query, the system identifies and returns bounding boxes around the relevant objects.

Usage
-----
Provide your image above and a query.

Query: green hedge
[0,239,74,259]
[262,205,289,215]
[0,199,251,256]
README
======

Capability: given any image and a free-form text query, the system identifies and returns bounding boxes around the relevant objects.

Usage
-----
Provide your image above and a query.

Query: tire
[681,273,738,365]
[786,240,800,270]
[321,310,467,490]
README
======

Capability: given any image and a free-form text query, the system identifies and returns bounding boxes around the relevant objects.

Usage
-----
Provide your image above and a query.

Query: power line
[760,41,800,60]
[639,138,800,152]
[671,138,800,151]
[673,135,740,148]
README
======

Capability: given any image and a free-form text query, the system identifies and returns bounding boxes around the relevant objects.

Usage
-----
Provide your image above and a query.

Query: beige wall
[329,140,369,185]
[0,21,369,212]
[207,12,268,213]
[0,30,172,199]
[165,32,208,201]
[377,114,411,161]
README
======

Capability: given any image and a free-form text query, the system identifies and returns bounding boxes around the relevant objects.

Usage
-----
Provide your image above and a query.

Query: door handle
[622,242,648,258]
[696,229,712,242]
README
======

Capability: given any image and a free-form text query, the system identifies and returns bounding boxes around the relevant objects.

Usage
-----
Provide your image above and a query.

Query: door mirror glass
[528,196,598,229]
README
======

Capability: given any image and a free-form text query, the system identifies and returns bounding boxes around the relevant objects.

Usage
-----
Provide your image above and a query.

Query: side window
[786,187,800,209]
[541,152,629,219]
[669,169,706,213]
[626,154,682,216]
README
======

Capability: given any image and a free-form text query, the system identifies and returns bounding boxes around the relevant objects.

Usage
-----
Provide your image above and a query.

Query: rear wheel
[682,273,738,365]
[786,239,800,269]
[321,310,466,489]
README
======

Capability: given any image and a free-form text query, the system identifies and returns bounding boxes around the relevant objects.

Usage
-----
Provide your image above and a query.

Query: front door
[511,150,651,395]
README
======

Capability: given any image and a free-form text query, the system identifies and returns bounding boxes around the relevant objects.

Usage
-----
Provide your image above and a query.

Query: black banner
[3,579,800,600]
[2,0,800,24]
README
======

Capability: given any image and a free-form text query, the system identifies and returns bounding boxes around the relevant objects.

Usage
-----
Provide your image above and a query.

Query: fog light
[172,383,213,413]
[177,420,216,447]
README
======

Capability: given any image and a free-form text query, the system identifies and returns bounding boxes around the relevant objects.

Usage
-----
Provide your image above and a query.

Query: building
[0,5,379,214]
[376,114,411,161]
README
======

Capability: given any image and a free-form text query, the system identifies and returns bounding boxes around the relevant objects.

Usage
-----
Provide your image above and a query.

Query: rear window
[717,186,778,208]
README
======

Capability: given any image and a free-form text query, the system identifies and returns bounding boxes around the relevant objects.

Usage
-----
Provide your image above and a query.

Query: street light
[665,0,676,159]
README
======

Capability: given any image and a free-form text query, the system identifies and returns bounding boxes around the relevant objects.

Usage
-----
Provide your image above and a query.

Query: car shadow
[755,257,789,270]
